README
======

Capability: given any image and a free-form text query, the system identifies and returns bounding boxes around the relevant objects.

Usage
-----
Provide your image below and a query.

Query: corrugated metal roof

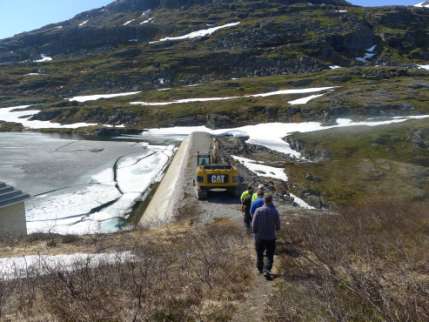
[0,182,30,209]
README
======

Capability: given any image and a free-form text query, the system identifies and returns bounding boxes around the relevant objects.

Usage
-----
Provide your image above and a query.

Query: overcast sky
[0,0,421,40]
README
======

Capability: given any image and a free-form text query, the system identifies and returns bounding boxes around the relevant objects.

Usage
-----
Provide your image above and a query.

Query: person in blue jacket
[250,189,265,218]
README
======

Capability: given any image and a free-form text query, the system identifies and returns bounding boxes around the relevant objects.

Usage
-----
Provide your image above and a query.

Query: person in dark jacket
[251,194,280,280]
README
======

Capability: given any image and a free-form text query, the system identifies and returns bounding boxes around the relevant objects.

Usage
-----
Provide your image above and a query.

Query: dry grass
[0,221,253,322]
[267,200,429,322]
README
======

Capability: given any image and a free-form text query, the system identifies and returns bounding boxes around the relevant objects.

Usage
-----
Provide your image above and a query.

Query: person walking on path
[241,186,254,231]
[252,195,280,280]
[250,188,265,218]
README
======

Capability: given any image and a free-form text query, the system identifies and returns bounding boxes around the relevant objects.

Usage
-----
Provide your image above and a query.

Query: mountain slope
[415,1,429,8]
[0,0,427,67]
[0,0,428,129]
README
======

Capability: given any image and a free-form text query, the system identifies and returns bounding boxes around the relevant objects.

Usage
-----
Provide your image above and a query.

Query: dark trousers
[243,207,251,230]
[255,239,276,273]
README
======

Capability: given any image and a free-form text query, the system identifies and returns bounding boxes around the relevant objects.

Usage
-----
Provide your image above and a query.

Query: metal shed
[0,182,29,236]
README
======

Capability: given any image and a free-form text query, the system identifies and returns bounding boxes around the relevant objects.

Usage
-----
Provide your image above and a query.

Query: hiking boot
[264,271,273,281]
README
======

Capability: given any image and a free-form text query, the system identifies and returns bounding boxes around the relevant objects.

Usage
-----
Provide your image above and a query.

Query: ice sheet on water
[26,144,175,235]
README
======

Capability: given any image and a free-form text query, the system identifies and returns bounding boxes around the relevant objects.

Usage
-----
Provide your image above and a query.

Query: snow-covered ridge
[68,91,141,103]
[33,54,53,63]
[0,252,133,280]
[288,94,325,105]
[150,22,240,44]
[130,86,336,106]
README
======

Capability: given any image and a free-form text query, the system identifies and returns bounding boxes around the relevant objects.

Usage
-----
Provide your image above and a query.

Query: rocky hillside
[0,0,428,128]
[0,0,427,68]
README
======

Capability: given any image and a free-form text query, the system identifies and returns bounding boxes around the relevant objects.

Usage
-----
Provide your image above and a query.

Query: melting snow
[33,54,53,63]
[123,19,135,26]
[289,194,315,209]
[141,17,154,24]
[130,86,336,106]
[68,91,141,102]
[288,94,325,105]
[24,73,42,76]
[150,22,240,43]
[0,252,134,280]
[144,115,429,158]
[0,106,98,129]
[356,45,377,63]
[79,20,89,27]
[418,64,429,71]
[232,156,288,181]
[231,156,314,209]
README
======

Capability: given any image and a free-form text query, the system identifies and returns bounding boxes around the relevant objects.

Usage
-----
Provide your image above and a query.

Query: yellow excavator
[194,138,242,200]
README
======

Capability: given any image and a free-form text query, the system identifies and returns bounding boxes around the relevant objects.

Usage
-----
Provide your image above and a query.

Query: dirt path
[232,260,275,322]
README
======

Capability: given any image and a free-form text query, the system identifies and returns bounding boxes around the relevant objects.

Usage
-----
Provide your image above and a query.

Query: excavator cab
[197,153,211,167]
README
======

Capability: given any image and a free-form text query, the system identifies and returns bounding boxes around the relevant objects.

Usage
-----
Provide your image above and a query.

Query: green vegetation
[286,119,429,207]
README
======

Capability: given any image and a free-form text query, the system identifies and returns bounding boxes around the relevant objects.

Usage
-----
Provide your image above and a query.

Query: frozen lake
[0,133,174,235]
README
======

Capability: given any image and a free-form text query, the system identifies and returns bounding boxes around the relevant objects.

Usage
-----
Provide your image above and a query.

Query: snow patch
[0,106,97,129]
[140,17,154,24]
[123,19,135,26]
[289,193,316,210]
[130,86,336,106]
[150,22,240,43]
[356,45,377,63]
[33,54,53,63]
[79,20,89,27]
[144,115,429,158]
[0,252,133,280]
[329,65,342,70]
[68,91,141,103]
[232,156,315,209]
[288,94,325,105]
[417,64,429,71]
[232,156,288,181]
